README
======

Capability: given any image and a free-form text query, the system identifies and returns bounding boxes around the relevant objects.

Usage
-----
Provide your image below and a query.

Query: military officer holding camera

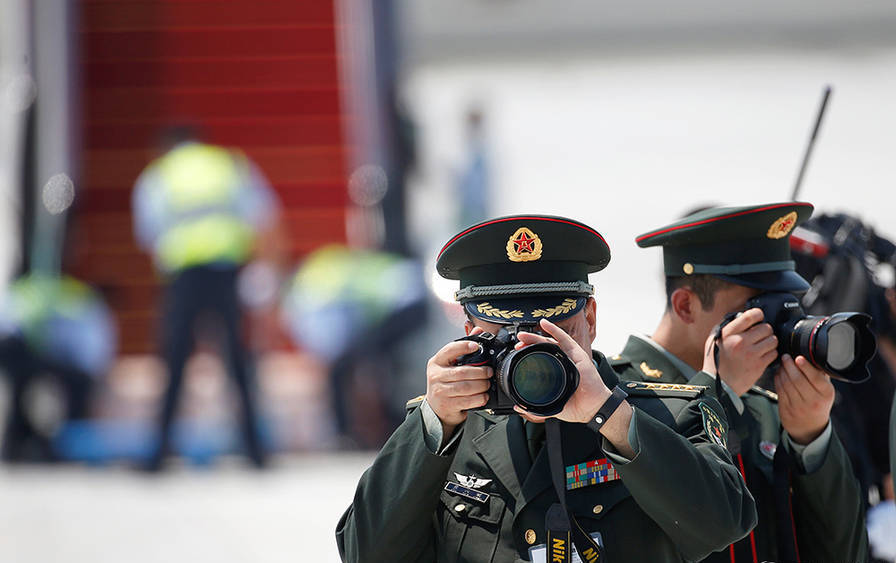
[336,214,757,562]
[611,202,869,562]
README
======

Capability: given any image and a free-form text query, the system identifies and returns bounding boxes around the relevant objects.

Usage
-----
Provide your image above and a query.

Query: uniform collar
[630,335,745,413]
[632,334,697,379]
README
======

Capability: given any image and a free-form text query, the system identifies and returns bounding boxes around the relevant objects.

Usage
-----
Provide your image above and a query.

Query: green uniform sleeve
[336,408,456,563]
[790,427,869,563]
[604,400,758,561]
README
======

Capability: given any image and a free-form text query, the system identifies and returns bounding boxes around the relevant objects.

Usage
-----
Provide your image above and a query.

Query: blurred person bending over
[611,202,868,563]
[132,125,279,470]
[337,215,756,562]
[0,274,116,461]
[282,244,427,448]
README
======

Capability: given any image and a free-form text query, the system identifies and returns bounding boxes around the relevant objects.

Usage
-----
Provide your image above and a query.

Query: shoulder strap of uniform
[608,353,632,369]
[607,352,668,380]
[405,394,425,413]
[620,380,707,400]
[747,385,778,402]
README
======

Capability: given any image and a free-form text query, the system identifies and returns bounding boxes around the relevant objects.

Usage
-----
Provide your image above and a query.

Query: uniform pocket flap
[567,481,631,520]
[441,487,506,525]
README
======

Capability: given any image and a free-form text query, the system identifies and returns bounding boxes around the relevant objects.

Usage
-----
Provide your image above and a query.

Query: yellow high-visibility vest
[152,143,254,272]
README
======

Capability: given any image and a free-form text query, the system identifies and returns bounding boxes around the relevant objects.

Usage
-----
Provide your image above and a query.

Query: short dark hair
[665,274,732,311]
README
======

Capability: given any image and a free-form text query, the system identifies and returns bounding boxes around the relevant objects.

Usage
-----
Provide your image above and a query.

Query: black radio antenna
[791,85,832,201]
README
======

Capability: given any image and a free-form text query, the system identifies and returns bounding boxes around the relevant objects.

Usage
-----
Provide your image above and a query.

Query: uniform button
[454,504,466,513]
[525,529,537,545]
[592,505,603,514]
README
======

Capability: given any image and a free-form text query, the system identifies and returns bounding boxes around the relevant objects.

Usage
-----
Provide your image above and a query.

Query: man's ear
[584,296,597,343]
[670,288,698,324]
[464,319,475,335]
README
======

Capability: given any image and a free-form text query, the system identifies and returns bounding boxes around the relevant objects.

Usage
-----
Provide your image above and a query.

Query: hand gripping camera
[720,292,876,383]
[455,322,579,416]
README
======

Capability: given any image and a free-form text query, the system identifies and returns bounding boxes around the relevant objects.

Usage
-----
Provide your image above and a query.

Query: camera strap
[712,323,800,561]
[772,445,800,562]
[709,328,744,455]
[709,326,727,407]
[545,418,604,563]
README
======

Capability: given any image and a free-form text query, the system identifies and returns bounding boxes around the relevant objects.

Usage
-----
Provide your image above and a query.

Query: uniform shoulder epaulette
[607,353,631,367]
[405,394,425,412]
[621,381,706,399]
[747,386,778,402]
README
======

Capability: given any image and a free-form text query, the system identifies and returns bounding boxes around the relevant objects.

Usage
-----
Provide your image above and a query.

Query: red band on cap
[438,216,607,259]
[636,203,813,244]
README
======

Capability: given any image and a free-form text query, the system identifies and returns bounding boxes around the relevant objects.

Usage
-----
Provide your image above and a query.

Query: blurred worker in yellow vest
[132,125,279,471]
[0,273,116,462]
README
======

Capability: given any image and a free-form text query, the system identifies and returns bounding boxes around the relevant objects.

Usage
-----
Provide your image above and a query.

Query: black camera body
[721,292,876,383]
[455,323,579,416]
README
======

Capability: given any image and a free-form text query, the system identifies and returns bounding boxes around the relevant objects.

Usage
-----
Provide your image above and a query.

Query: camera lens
[496,342,579,416]
[826,322,856,371]
[786,312,874,383]
[510,351,568,407]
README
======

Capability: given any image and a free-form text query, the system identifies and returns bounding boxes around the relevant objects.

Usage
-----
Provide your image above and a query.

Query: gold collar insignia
[639,362,663,378]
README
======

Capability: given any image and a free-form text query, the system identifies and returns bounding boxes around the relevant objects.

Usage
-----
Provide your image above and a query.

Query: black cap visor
[712,270,810,293]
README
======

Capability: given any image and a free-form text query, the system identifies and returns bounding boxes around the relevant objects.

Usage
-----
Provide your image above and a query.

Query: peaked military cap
[436,215,610,324]
[636,202,814,292]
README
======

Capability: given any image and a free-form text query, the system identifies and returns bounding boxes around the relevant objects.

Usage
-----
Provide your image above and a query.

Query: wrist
[716,372,750,397]
[578,375,613,423]
[585,386,629,432]
[441,420,458,439]
[788,422,826,446]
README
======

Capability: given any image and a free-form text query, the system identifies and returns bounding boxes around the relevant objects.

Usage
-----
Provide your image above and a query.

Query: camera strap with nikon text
[545,418,604,563]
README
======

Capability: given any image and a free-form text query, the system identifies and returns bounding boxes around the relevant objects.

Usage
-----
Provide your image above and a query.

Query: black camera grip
[456,345,489,366]
[453,334,493,366]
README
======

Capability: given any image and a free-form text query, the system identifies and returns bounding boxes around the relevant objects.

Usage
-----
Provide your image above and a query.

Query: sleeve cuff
[602,404,641,465]
[693,371,744,414]
[420,398,464,455]
[420,398,443,453]
[783,421,832,473]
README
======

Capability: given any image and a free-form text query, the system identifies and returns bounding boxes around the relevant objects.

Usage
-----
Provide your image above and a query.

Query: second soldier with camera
[611,202,870,563]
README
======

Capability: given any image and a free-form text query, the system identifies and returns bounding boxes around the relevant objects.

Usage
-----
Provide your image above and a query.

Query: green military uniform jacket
[336,352,756,562]
[611,335,869,563]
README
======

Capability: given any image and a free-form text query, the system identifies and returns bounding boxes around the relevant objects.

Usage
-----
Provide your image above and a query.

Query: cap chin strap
[455,281,593,302]
[684,260,795,275]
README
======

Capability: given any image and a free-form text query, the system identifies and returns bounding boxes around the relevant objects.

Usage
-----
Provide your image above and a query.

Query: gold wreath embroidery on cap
[532,298,578,318]
[767,211,798,239]
[639,362,663,378]
[476,302,524,319]
[506,227,543,262]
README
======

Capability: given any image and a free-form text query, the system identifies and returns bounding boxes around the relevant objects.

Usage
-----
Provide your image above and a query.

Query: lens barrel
[497,342,579,416]
[784,313,875,383]
[743,292,877,384]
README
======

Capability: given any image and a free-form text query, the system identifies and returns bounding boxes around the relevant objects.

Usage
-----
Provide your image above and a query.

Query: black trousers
[149,264,265,467]
[0,334,92,462]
